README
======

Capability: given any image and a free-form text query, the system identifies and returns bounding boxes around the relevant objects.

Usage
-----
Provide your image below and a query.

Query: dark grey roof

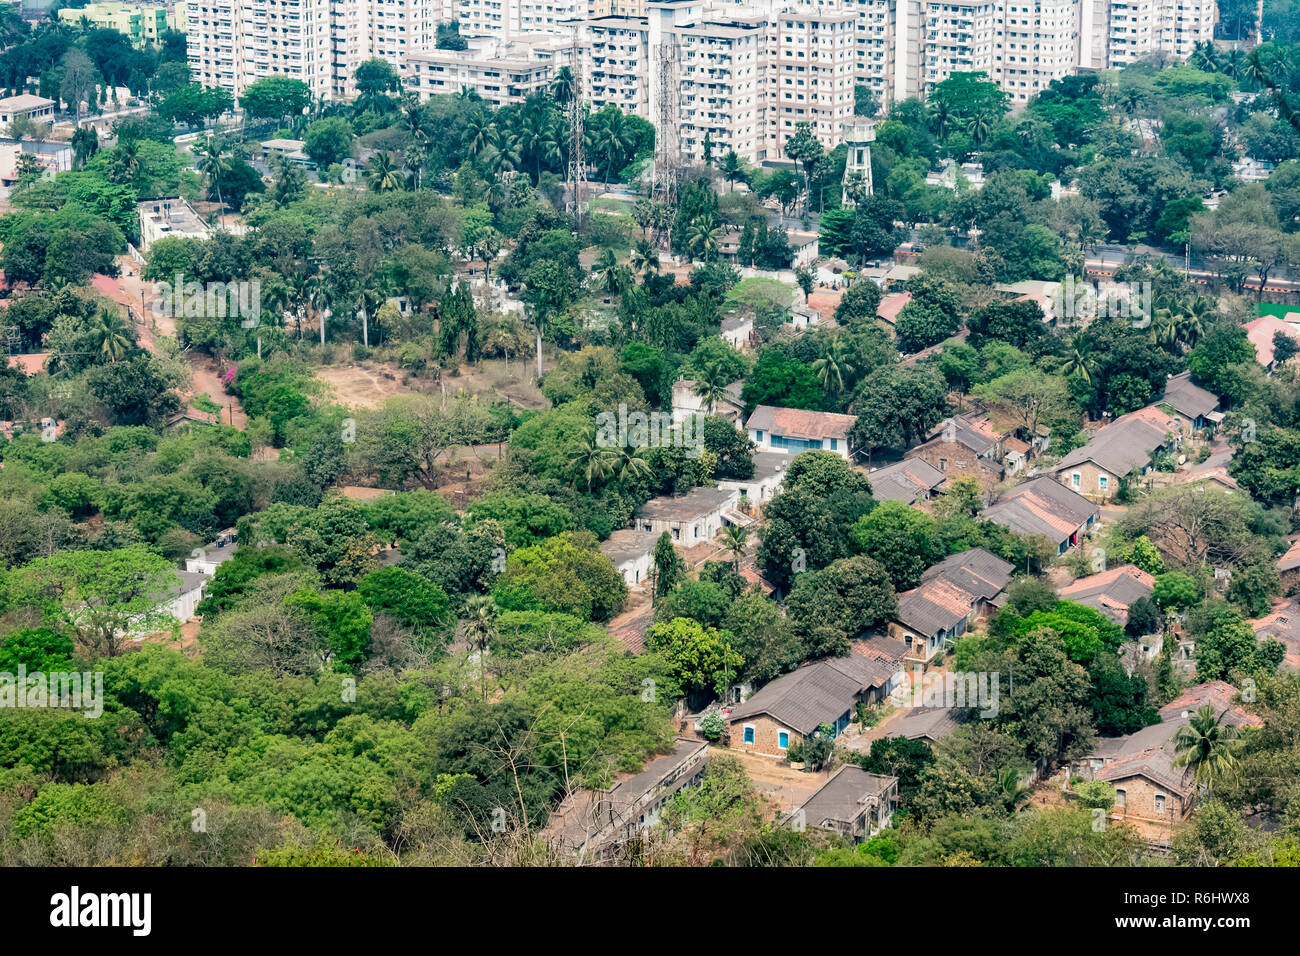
[886,706,962,742]
[984,476,1098,544]
[600,529,660,564]
[922,547,1014,600]
[634,486,736,522]
[868,458,945,504]
[728,656,883,735]
[795,766,896,827]
[1159,371,1219,420]
[749,451,795,482]
[1054,414,1172,476]
[895,581,971,637]
[922,415,998,456]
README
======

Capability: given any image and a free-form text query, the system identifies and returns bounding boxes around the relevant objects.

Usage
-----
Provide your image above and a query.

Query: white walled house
[633,487,740,544]
[600,529,660,587]
[718,451,793,508]
[745,405,855,459]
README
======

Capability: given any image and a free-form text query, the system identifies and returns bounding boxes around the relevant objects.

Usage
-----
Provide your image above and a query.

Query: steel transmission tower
[654,37,680,249]
[566,27,588,233]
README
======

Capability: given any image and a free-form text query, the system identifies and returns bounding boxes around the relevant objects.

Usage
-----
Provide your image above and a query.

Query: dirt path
[99,260,248,429]
[715,747,831,820]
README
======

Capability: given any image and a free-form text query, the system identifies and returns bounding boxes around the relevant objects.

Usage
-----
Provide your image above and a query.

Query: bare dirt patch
[315,358,548,412]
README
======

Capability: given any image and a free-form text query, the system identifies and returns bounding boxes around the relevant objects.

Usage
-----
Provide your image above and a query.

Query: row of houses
[1071,682,1262,828]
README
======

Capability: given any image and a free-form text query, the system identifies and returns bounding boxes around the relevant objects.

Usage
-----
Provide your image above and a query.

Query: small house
[745,405,855,458]
[984,476,1099,554]
[727,655,899,757]
[633,487,741,544]
[787,767,898,842]
[599,529,660,587]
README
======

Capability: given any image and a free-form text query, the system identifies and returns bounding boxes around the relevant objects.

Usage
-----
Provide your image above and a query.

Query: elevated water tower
[841,118,875,206]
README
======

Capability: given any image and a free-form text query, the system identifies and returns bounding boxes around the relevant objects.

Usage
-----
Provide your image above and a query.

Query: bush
[699,712,725,742]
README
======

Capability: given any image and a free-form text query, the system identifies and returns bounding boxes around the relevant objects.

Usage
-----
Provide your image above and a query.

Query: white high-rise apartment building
[1000,0,1080,103]
[1084,0,1216,69]
[769,7,857,152]
[405,33,572,105]
[187,0,438,103]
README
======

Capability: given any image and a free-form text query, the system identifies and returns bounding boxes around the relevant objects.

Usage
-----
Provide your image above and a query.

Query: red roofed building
[1244,315,1300,370]
[745,404,856,459]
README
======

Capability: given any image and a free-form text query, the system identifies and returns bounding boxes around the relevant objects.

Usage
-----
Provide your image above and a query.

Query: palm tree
[1059,334,1097,383]
[591,248,628,299]
[997,767,1032,812]
[573,439,613,492]
[367,152,405,192]
[592,110,632,187]
[1151,307,1178,346]
[1178,297,1213,346]
[195,139,230,228]
[1173,704,1242,798]
[685,214,722,263]
[459,594,498,701]
[1189,40,1219,74]
[692,364,733,414]
[550,66,575,106]
[463,113,498,158]
[94,308,132,362]
[609,446,652,483]
[287,270,320,340]
[812,335,856,394]
[719,150,743,192]
[629,238,659,276]
[967,111,992,148]
[720,524,749,571]
[115,137,140,182]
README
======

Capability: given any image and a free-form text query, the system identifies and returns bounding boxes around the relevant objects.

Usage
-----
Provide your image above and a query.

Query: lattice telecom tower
[566,27,588,233]
[654,37,680,246]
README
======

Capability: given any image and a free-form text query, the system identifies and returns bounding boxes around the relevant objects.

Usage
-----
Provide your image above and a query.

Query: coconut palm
[592,109,633,187]
[1173,704,1242,798]
[94,308,132,362]
[719,150,743,192]
[287,270,320,340]
[367,152,405,193]
[195,139,230,227]
[550,66,575,106]
[1151,307,1178,346]
[720,524,750,571]
[573,439,613,492]
[812,335,856,394]
[997,767,1033,812]
[1059,334,1097,383]
[463,113,498,158]
[629,238,660,276]
[967,111,992,148]
[609,446,652,483]
[1189,40,1219,73]
[692,364,733,414]
[1178,297,1213,346]
[459,594,498,701]
[591,248,630,298]
[685,214,722,263]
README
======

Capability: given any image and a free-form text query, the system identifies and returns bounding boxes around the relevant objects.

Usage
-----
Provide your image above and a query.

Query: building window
[1115,788,1126,808]
[743,725,755,744]
[1071,472,1081,489]
[829,438,838,451]
[777,731,789,749]
[1098,475,1109,492]
[1154,794,1166,813]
